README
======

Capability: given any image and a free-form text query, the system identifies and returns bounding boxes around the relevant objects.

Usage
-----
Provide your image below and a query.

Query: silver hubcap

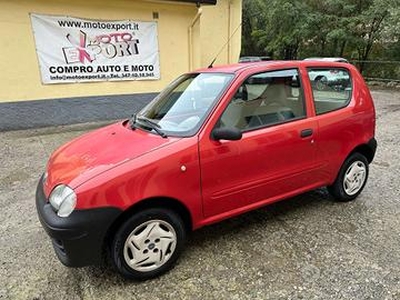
[343,161,367,196]
[123,220,177,272]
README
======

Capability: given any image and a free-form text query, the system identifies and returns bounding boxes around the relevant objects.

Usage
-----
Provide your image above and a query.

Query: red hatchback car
[36,61,377,280]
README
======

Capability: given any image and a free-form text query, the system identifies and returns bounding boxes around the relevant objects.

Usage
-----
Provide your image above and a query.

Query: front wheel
[328,153,369,202]
[111,208,186,280]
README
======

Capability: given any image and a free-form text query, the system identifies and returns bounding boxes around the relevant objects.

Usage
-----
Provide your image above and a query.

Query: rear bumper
[35,176,122,267]
[367,137,378,163]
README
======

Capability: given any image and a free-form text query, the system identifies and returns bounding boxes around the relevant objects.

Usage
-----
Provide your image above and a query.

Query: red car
[36,61,377,280]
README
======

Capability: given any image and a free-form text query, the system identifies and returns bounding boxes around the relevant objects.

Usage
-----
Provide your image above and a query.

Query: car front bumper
[35,176,122,267]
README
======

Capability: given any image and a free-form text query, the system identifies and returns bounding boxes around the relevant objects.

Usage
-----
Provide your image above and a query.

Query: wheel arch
[103,197,193,251]
[329,139,376,186]
[348,139,377,164]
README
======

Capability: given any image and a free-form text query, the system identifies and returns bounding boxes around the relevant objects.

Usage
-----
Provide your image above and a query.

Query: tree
[304,0,359,57]
[241,0,400,68]
[348,0,396,71]
[250,0,309,59]
[241,0,266,55]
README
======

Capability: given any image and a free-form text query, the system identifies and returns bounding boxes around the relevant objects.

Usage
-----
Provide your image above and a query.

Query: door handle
[300,129,313,138]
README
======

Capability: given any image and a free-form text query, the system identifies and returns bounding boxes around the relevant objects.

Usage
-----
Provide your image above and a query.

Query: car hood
[44,121,180,194]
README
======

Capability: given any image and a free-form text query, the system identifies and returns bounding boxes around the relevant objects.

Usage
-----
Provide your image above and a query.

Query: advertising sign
[30,14,160,84]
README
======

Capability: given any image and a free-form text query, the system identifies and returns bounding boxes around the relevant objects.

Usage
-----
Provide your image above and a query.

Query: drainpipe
[227,0,232,64]
[188,7,202,71]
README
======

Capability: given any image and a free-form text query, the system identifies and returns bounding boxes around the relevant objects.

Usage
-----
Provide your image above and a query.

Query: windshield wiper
[136,116,168,138]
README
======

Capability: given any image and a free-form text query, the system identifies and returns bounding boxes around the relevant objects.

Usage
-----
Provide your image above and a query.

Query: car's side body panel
[198,117,321,218]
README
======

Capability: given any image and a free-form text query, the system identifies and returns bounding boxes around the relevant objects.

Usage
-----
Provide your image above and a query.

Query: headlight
[49,185,77,217]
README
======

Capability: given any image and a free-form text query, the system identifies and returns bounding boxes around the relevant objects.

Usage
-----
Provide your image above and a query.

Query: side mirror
[211,127,242,141]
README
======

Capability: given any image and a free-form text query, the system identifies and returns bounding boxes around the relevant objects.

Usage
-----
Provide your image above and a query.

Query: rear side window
[307,68,352,115]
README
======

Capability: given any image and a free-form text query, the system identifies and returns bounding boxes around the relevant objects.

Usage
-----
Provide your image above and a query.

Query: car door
[198,68,321,218]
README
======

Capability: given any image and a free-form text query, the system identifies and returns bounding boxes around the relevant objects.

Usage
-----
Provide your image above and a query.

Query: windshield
[136,73,234,137]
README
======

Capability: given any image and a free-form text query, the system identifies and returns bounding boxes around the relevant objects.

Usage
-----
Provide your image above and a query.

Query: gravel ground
[0,90,399,300]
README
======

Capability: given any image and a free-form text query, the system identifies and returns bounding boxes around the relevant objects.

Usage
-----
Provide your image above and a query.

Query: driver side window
[219,69,306,131]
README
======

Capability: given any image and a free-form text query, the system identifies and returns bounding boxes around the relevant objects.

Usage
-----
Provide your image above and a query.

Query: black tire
[328,153,369,202]
[111,208,186,280]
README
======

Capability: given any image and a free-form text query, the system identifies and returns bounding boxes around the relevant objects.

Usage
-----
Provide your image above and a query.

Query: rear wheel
[328,153,369,202]
[111,208,186,280]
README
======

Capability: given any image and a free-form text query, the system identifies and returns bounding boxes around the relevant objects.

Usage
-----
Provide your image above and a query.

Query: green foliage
[241,0,400,64]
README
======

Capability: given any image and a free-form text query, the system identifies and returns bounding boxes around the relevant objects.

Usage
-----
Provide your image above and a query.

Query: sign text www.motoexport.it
[30,14,160,84]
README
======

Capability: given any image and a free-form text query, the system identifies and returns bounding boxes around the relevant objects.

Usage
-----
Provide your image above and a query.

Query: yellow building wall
[200,0,242,68]
[0,0,241,102]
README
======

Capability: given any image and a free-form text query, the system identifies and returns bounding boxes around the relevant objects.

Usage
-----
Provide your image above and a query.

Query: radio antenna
[208,22,242,68]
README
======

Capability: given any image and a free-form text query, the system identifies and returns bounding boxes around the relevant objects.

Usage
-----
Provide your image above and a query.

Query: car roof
[238,56,272,62]
[195,60,351,75]
[196,61,288,73]
[239,56,261,60]
[304,57,349,63]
